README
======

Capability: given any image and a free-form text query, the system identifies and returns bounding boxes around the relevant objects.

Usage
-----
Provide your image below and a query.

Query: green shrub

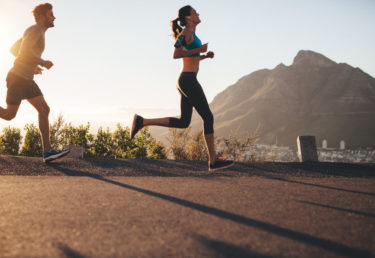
[91,127,115,158]
[0,126,22,155]
[21,123,42,157]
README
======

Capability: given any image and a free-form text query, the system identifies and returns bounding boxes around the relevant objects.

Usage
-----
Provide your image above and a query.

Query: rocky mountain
[152,50,375,148]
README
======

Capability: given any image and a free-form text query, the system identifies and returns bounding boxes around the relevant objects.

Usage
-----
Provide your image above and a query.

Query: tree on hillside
[0,126,22,155]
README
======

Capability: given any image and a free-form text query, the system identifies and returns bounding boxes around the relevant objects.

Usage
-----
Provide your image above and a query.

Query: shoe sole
[209,162,234,172]
[44,149,70,163]
[130,114,139,139]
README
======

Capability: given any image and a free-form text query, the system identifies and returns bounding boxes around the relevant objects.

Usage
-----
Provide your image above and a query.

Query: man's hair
[32,3,53,22]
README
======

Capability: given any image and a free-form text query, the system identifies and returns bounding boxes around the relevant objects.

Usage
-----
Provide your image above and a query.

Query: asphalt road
[0,156,374,257]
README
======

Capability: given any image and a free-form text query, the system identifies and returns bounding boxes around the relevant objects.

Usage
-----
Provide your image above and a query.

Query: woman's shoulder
[179,28,194,43]
[180,27,194,36]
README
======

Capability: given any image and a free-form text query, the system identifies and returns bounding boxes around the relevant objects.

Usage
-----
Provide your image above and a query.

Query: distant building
[340,140,345,150]
[322,139,327,149]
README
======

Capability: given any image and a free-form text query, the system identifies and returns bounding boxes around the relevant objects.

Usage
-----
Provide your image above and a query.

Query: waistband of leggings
[180,72,197,76]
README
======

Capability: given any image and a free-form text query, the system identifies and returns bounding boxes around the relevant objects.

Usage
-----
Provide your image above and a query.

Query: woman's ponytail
[171,5,192,39]
[171,18,182,39]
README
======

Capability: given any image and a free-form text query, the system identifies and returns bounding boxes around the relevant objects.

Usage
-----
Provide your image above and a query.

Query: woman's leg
[168,91,193,129]
[142,117,169,127]
[204,133,216,164]
[178,74,216,164]
[143,92,193,127]
[131,89,193,139]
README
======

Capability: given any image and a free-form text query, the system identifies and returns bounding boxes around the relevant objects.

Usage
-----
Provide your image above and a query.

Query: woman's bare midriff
[182,56,200,73]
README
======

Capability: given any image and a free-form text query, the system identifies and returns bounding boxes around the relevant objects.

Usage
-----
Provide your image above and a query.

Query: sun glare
[0,23,12,54]
[0,23,15,81]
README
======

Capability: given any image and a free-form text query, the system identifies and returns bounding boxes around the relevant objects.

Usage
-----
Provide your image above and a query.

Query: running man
[131,5,234,171]
[1,3,69,162]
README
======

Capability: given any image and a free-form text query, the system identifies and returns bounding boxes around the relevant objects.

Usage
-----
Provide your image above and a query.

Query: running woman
[0,3,69,162]
[131,5,233,171]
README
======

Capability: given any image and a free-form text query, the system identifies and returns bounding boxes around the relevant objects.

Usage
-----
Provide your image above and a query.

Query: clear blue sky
[0,0,374,131]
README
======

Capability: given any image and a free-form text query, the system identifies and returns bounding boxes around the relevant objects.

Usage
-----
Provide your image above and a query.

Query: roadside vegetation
[167,125,278,162]
[0,116,277,161]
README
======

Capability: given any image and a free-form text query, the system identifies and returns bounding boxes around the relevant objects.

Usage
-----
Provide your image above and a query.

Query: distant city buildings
[321,139,346,150]
[249,142,375,163]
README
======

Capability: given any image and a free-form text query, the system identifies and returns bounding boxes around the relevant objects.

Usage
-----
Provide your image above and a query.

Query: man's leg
[27,96,51,152]
[0,105,20,121]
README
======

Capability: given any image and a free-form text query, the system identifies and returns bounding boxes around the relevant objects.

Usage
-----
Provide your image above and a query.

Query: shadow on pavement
[56,243,86,258]
[194,234,272,258]
[230,163,375,197]
[233,162,375,178]
[50,164,372,258]
[262,174,375,197]
[86,158,207,170]
[294,200,375,218]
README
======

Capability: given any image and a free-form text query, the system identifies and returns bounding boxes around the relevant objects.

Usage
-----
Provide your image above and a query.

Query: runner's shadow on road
[61,158,229,177]
[194,234,272,258]
[56,243,86,258]
[81,158,206,171]
[253,166,375,197]
[293,200,375,218]
[49,161,178,177]
[50,164,372,258]
[235,162,375,178]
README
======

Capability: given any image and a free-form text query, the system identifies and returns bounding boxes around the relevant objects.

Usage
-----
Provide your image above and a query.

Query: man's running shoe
[131,114,144,139]
[43,148,70,163]
[209,157,234,171]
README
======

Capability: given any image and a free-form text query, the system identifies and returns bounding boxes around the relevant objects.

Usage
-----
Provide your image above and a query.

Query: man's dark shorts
[5,72,43,105]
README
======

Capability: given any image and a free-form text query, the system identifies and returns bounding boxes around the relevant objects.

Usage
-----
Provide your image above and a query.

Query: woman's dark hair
[171,5,192,39]
[32,3,53,22]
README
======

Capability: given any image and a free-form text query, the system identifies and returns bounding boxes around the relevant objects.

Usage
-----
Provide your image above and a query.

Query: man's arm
[20,26,46,66]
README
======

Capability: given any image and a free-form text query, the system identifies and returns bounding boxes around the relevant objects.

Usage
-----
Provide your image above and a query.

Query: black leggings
[169,72,214,134]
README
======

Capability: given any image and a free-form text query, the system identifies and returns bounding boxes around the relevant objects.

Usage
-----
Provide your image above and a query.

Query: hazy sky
[0,0,374,131]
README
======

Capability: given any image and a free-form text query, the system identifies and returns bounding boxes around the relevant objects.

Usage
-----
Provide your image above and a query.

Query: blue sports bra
[184,32,202,57]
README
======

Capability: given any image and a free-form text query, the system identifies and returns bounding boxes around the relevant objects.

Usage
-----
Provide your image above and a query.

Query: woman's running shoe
[43,148,70,163]
[131,114,144,139]
[209,157,234,171]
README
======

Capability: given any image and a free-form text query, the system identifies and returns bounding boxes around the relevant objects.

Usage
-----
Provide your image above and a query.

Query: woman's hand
[206,51,214,58]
